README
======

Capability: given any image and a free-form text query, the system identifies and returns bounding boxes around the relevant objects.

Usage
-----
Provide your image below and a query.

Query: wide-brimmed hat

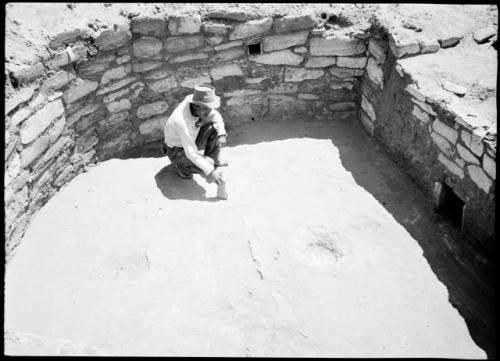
[185,84,220,109]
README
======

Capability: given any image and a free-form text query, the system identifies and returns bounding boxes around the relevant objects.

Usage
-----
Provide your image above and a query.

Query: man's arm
[206,111,227,137]
[178,125,215,176]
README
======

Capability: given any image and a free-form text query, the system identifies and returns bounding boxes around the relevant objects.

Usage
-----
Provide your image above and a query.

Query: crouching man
[163,84,227,186]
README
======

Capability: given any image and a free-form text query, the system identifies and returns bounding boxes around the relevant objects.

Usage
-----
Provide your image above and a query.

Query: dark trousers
[166,123,221,175]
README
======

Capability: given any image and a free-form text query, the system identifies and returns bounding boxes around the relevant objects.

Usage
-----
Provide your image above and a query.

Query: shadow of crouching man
[154,163,220,202]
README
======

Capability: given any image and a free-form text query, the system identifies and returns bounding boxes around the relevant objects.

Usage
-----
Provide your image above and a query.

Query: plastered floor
[4,118,486,358]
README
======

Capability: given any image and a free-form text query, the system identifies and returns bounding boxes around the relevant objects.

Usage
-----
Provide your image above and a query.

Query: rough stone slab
[457,143,480,165]
[21,135,50,168]
[405,84,426,102]
[106,99,132,113]
[412,105,430,124]
[418,37,440,54]
[473,26,496,44]
[206,36,224,46]
[361,96,376,121]
[431,132,454,158]
[94,53,117,63]
[293,46,307,54]
[433,119,458,143]
[229,18,273,41]
[132,61,162,73]
[76,130,99,153]
[442,81,467,96]
[329,101,356,111]
[143,68,175,80]
[63,79,98,104]
[129,82,145,99]
[67,103,100,126]
[169,52,208,64]
[96,76,138,95]
[168,14,201,35]
[131,17,167,38]
[95,22,132,51]
[139,115,168,139]
[461,130,484,157]
[329,67,364,79]
[305,57,336,68]
[266,83,298,94]
[262,31,309,52]
[137,101,169,119]
[5,85,38,115]
[10,107,30,126]
[146,76,178,93]
[214,40,243,51]
[212,47,245,62]
[5,153,21,186]
[29,93,45,108]
[133,38,163,58]
[116,55,131,65]
[180,74,212,88]
[79,62,110,77]
[298,93,319,100]
[284,67,323,82]
[368,39,388,64]
[310,28,325,36]
[164,35,204,53]
[224,89,263,100]
[482,154,496,180]
[310,37,366,56]
[273,14,315,33]
[203,23,227,35]
[47,117,66,144]
[101,65,131,85]
[49,29,84,49]
[329,81,354,90]
[438,36,462,48]
[438,153,464,179]
[20,99,64,144]
[410,97,436,116]
[99,111,129,127]
[366,57,383,89]
[210,64,244,80]
[250,49,303,65]
[360,110,375,136]
[103,87,129,104]
[42,70,76,91]
[208,10,247,22]
[467,165,493,193]
[389,36,420,58]
[8,62,45,85]
[337,56,367,69]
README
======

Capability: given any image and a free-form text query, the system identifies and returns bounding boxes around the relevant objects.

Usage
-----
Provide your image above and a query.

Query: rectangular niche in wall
[434,182,465,228]
[246,35,262,56]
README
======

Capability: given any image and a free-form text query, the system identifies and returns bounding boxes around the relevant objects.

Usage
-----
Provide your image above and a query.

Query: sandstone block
[229,18,273,41]
[368,39,388,63]
[5,152,21,186]
[284,67,323,82]
[129,82,145,99]
[262,31,309,52]
[482,154,496,180]
[21,135,50,168]
[47,117,66,144]
[250,49,303,65]
[361,96,376,121]
[20,99,64,144]
[8,62,45,84]
[206,36,224,46]
[389,34,420,58]
[5,85,37,114]
[164,35,204,52]
[116,55,131,65]
[103,87,129,104]
[79,62,109,77]
[273,14,315,33]
[76,129,99,153]
[329,81,354,90]
[329,67,364,79]
[144,68,175,80]
[329,101,356,111]
[433,119,458,143]
[467,165,493,193]
[214,40,243,51]
[305,57,336,68]
[133,37,163,58]
[203,23,227,35]
[67,103,100,126]
[169,52,208,64]
[42,70,76,91]
[418,37,440,54]
[439,36,461,48]
[132,61,162,73]
[10,107,30,126]
[139,115,168,140]
[180,74,212,88]
[101,65,131,85]
[293,46,307,53]
[213,47,245,62]
[366,57,383,89]
[337,56,367,69]
[168,14,202,35]
[96,76,138,95]
[208,10,247,22]
[298,93,319,100]
[54,164,75,187]
[210,64,244,80]
[49,29,84,49]
[438,153,464,179]
[146,76,178,93]
[266,83,298,94]
[431,132,454,158]
[310,28,325,36]
[473,26,496,44]
[461,130,484,157]
[310,37,366,56]
[131,17,167,38]
[405,84,425,102]
[95,22,132,51]
[99,111,129,127]
[360,110,375,136]
[106,99,131,113]
[63,79,98,104]
[410,98,436,116]
[137,101,169,119]
[412,105,430,124]
[457,143,480,165]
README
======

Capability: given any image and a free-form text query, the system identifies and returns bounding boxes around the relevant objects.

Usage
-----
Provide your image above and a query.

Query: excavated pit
[4,3,496,358]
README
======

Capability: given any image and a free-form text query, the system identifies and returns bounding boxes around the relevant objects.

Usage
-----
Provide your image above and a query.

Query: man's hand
[207,167,224,185]
[216,135,227,147]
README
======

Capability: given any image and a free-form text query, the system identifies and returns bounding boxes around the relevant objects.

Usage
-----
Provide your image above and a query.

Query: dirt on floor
[4,119,492,357]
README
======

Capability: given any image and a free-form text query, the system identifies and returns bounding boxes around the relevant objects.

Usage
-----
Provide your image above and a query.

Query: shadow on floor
[227,117,495,358]
[154,164,220,202]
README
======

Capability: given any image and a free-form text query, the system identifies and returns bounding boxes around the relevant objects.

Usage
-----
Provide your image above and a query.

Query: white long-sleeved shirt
[164,98,226,175]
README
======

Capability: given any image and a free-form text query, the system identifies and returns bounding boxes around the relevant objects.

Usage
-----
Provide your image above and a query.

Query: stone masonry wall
[357,28,496,255]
